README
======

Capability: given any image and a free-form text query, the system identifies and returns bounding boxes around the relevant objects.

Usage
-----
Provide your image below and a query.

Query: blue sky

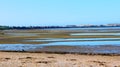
[0,0,120,26]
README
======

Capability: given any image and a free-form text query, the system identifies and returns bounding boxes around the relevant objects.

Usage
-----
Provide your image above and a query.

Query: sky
[0,0,120,26]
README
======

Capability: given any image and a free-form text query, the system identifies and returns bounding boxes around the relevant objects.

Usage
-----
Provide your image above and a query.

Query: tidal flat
[0,27,120,55]
[0,27,120,67]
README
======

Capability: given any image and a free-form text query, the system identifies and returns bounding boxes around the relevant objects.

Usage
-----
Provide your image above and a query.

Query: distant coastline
[0,24,120,30]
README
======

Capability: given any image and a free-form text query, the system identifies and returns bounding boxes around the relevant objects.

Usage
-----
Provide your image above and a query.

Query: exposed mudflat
[0,27,120,55]
[0,27,120,67]
[0,44,120,55]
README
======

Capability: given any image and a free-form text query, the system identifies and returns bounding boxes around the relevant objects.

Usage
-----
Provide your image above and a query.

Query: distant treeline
[0,26,9,30]
[0,26,71,30]
[0,25,120,30]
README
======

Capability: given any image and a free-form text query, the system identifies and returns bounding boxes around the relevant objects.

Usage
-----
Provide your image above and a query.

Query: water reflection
[71,33,120,36]
[0,44,42,51]
[0,41,120,54]
[26,38,120,42]
[40,41,120,46]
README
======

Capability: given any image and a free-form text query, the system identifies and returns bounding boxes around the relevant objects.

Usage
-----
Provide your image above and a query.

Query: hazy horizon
[0,0,120,26]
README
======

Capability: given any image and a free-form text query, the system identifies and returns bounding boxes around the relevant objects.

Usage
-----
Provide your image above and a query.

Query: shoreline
[0,51,120,56]
[1,45,120,56]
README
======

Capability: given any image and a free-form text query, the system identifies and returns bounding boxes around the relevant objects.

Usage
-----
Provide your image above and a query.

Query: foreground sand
[0,52,120,67]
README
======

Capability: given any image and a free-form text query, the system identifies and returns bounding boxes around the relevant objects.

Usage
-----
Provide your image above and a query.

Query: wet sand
[1,45,120,55]
[33,45,120,55]
[0,52,120,67]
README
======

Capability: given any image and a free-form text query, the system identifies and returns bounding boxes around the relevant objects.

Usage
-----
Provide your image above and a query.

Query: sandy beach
[0,52,120,67]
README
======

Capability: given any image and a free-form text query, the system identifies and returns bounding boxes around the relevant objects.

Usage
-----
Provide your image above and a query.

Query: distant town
[0,23,120,30]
